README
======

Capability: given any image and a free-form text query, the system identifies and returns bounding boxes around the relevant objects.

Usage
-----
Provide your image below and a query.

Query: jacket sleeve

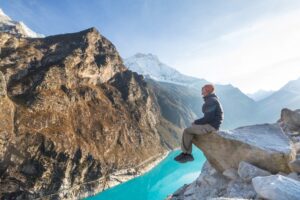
[194,101,217,125]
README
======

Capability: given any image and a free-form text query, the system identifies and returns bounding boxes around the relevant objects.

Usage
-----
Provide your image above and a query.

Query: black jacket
[194,93,224,130]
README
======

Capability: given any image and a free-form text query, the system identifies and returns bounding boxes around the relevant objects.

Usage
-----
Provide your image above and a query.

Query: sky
[1,0,300,93]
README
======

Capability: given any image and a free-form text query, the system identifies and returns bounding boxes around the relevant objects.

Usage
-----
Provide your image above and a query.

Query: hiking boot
[174,152,194,163]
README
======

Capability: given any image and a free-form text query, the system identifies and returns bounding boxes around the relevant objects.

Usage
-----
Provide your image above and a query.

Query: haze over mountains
[247,90,274,101]
[258,77,300,122]
[125,53,300,127]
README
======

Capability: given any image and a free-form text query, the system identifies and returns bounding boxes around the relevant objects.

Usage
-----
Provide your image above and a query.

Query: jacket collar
[203,93,217,101]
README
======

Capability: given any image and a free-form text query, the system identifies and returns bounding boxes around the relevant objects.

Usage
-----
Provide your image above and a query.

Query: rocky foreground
[168,108,300,200]
[0,28,182,199]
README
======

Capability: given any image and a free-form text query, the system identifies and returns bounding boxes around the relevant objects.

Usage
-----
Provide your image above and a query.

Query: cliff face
[146,79,201,129]
[0,28,170,199]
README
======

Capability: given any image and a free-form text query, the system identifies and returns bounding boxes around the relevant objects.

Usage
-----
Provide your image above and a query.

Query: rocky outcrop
[280,108,300,133]
[169,161,257,200]
[279,108,300,144]
[169,160,300,200]
[279,108,300,174]
[169,109,300,200]
[0,28,174,199]
[193,123,295,174]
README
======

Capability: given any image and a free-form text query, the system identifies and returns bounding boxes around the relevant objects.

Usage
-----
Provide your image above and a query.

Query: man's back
[195,93,224,130]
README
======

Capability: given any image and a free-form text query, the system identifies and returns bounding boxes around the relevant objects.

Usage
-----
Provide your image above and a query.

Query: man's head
[202,84,215,97]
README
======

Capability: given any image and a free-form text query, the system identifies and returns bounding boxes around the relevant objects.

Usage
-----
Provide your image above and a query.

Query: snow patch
[19,21,44,38]
[0,7,43,38]
[0,8,11,21]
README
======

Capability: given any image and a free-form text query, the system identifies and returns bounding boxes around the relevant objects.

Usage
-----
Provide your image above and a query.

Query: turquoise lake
[86,147,206,200]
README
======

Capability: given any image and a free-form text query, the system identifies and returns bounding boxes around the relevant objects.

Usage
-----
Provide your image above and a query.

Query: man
[174,84,224,163]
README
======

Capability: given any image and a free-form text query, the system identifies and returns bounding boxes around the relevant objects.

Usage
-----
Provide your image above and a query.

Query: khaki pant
[181,124,216,154]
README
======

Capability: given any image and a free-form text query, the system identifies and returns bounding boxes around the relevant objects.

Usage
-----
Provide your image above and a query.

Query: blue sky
[1,0,300,93]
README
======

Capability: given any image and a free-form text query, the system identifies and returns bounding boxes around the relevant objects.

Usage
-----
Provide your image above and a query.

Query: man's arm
[194,101,217,125]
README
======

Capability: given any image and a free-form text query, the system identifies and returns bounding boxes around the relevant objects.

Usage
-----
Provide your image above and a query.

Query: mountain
[125,53,257,129]
[124,53,207,86]
[0,8,43,38]
[146,79,202,128]
[257,77,300,123]
[214,84,257,128]
[0,28,180,199]
[247,89,274,101]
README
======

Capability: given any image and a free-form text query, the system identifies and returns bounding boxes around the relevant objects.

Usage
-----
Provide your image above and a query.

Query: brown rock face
[279,108,300,133]
[0,28,170,199]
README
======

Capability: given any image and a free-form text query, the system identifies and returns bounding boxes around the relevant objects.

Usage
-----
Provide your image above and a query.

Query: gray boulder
[226,179,257,199]
[288,159,300,173]
[223,168,239,180]
[287,172,300,182]
[238,161,271,181]
[252,175,300,200]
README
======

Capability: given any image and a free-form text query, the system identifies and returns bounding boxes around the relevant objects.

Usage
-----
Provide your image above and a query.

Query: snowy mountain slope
[124,53,207,86]
[0,8,43,38]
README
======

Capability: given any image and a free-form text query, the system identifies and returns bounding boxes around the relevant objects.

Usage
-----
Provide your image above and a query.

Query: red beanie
[203,84,215,94]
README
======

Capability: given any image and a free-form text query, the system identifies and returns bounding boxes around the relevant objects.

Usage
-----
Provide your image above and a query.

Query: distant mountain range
[125,53,300,128]
[0,8,43,38]
[258,77,300,122]
[247,90,274,101]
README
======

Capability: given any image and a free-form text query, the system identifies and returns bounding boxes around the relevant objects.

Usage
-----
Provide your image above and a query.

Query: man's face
[201,88,209,97]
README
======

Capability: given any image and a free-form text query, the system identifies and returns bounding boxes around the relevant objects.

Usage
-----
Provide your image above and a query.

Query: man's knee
[183,127,193,135]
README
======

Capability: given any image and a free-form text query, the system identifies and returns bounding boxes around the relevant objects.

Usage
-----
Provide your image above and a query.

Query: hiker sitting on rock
[174,84,224,163]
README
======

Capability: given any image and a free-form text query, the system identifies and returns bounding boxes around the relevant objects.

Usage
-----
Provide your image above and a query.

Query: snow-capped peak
[0,7,44,38]
[0,8,11,21]
[18,21,43,38]
[124,53,206,86]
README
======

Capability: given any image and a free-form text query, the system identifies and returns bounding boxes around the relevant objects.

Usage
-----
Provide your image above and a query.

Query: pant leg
[181,124,216,154]
[181,128,194,154]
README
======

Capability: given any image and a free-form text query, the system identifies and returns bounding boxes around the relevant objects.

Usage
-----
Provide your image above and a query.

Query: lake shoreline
[85,147,206,200]
[81,150,171,199]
